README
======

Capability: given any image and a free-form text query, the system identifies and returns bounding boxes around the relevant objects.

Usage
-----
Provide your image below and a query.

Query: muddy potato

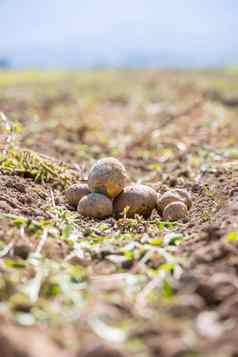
[157,189,192,214]
[88,157,128,198]
[173,189,192,209]
[163,201,188,221]
[113,184,157,218]
[65,183,90,208]
[78,193,113,219]
[157,191,183,214]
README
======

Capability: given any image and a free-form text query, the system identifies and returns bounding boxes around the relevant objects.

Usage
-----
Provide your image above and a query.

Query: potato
[77,193,113,219]
[65,183,90,208]
[157,191,183,214]
[173,189,192,209]
[88,157,128,198]
[113,184,157,218]
[157,189,192,214]
[162,201,188,221]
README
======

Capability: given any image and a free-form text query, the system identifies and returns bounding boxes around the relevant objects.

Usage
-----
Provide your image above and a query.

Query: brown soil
[1,69,238,356]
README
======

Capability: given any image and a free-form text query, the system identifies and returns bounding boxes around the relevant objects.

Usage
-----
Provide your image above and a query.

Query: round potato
[173,189,192,209]
[157,189,192,214]
[77,193,113,219]
[65,183,90,208]
[113,184,157,218]
[157,191,183,214]
[162,201,188,221]
[88,157,128,198]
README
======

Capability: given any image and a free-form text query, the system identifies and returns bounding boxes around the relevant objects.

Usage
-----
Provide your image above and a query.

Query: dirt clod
[13,243,31,260]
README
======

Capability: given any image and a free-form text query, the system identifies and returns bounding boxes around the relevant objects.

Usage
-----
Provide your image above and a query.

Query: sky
[0,0,237,68]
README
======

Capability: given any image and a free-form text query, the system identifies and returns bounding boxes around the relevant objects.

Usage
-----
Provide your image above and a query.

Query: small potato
[88,157,128,198]
[65,183,90,208]
[163,201,188,221]
[173,189,192,210]
[157,189,192,214]
[157,191,183,214]
[113,184,157,218]
[78,193,113,219]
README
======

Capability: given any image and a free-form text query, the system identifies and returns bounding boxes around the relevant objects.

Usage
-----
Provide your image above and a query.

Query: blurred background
[0,0,237,69]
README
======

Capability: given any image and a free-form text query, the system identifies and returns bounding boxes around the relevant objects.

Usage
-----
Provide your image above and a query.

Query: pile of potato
[65,157,192,220]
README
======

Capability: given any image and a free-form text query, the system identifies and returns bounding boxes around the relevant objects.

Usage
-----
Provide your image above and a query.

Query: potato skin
[157,191,183,214]
[77,193,113,219]
[173,189,192,209]
[88,157,128,198]
[113,184,157,218]
[65,183,90,208]
[157,189,192,214]
[162,201,188,221]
